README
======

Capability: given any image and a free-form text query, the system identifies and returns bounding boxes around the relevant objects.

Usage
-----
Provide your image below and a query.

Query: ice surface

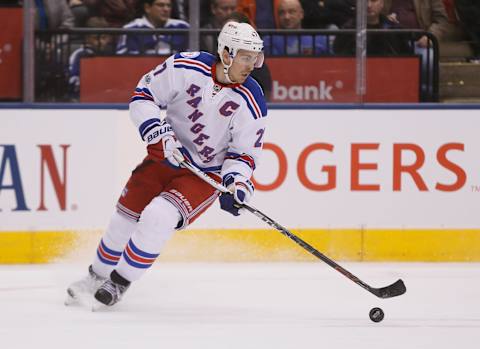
[0,262,479,349]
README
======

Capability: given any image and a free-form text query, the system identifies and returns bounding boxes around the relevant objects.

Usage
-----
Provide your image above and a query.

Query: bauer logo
[0,144,70,212]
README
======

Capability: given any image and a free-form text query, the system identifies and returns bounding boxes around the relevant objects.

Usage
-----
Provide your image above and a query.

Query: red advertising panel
[0,8,23,100]
[81,56,168,103]
[81,56,420,103]
[267,57,420,103]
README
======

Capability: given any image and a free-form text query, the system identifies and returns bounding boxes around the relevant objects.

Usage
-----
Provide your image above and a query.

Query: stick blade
[371,279,406,298]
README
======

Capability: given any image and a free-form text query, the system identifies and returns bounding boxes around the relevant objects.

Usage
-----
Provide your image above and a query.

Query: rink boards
[1,108,479,263]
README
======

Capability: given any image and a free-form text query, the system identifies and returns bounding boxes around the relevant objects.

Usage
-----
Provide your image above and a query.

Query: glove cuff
[222,172,237,188]
[222,172,254,195]
[144,120,174,145]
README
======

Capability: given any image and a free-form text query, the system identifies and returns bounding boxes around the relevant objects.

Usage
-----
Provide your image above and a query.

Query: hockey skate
[93,270,131,309]
[65,265,106,307]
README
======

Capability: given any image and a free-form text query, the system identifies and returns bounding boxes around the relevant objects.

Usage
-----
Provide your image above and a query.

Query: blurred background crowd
[1,0,479,103]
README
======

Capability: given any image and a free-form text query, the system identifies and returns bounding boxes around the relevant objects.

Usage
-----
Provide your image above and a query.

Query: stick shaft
[240,204,372,291]
[177,156,405,298]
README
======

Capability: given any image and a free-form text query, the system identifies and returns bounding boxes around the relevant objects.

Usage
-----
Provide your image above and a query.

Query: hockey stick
[174,155,406,299]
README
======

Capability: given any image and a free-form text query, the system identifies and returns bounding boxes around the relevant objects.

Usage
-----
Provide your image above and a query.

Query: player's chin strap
[221,51,236,84]
[223,68,235,84]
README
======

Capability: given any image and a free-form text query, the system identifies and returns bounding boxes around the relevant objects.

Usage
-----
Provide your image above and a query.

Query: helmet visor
[254,52,264,68]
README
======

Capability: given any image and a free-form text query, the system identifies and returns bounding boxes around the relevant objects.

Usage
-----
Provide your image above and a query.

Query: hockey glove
[145,120,185,167]
[219,172,254,216]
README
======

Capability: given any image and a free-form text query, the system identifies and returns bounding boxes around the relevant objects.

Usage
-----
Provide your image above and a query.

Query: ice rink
[1,262,479,349]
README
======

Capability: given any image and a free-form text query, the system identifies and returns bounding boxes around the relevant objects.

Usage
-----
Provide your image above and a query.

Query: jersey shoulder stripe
[131,87,154,103]
[243,77,267,116]
[173,55,212,77]
[174,51,216,65]
[232,77,267,120]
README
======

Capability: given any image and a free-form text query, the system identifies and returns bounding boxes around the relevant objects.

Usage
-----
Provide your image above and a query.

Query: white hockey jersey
[129,51,268,180]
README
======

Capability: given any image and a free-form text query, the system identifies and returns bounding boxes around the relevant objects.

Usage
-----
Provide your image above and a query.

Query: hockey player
[66,21,267,307]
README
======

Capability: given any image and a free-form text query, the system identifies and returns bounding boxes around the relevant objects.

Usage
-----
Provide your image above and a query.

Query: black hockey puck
[369,307,384,322]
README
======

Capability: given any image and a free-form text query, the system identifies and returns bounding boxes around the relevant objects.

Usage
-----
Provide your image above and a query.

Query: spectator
[383,0,451,99]
[383,0,451,45]
[301,0,355,29]
[263,0,329,56]
[455,0,480,62]
[99,0,139,27]
[116,0,189,55]
[35,0,75,30]
[334,0,412,56]
[236,0,278,29]
[441,0,457,24]
[71,0,138,28]
[200,0,238,53]
[68,16,113,100]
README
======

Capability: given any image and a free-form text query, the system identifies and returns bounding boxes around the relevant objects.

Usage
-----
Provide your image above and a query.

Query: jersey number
[254,128,265,148]
[154,62,167,76]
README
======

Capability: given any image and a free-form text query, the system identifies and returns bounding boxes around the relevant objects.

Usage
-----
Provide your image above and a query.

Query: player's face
[228,49,259,83]
[145,0,172,27]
